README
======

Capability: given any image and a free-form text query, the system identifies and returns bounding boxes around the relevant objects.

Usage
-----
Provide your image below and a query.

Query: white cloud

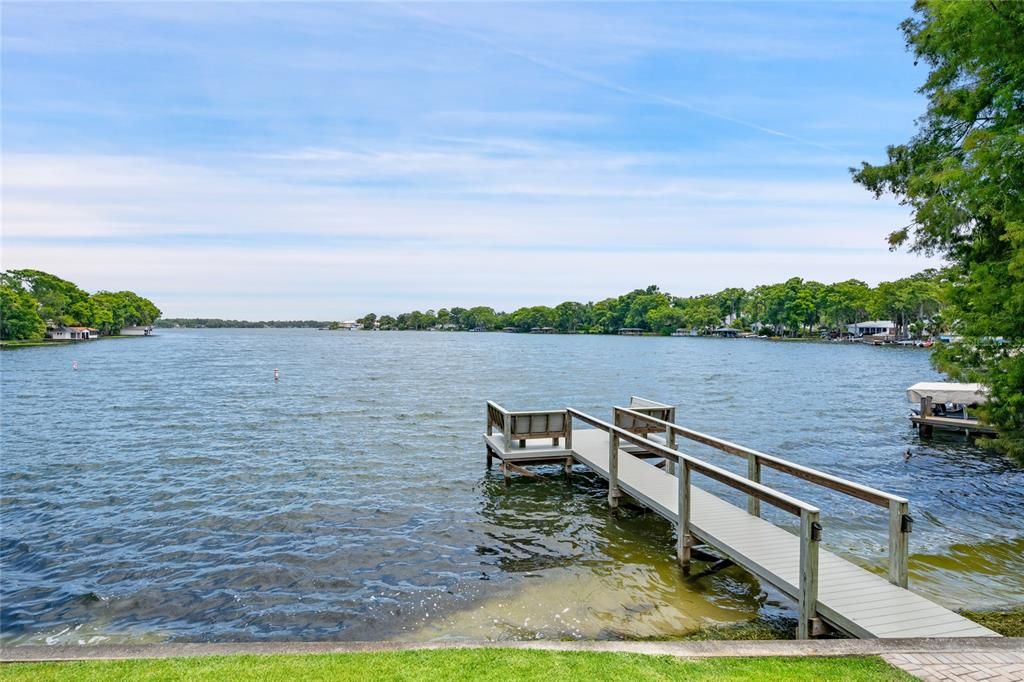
[2,151,937,318]
[3,151,908,251]
[0,242,939,320]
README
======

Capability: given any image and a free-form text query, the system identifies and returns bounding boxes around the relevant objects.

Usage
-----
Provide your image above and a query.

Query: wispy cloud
[395,3,839,152]
[3,150,911,250]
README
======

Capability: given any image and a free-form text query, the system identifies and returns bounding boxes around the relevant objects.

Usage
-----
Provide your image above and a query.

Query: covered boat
[906,382,987,406]
[906,382,996,437]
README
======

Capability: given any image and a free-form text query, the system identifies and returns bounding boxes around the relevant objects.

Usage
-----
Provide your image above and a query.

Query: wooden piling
[677,460,691,574]
[608,432,620,508]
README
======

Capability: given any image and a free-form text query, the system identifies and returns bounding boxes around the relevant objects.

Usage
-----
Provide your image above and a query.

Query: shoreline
[2,606,1018,651]
[153,326,934,346]
[0,335,153,349]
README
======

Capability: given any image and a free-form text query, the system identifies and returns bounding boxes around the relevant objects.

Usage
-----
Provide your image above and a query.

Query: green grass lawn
[0,649,912,681]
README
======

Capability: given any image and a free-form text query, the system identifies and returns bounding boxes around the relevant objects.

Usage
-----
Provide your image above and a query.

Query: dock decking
[569,428,997,639]
[911,414,998,436]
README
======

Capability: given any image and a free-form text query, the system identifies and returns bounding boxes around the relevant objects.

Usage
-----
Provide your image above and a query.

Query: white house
[46,326,99,340]
[847,320,896,337]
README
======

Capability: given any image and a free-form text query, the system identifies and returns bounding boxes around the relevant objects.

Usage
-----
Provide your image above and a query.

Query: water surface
[2,330,1021,644]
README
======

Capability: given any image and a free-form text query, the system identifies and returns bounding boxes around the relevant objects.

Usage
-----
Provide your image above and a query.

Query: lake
[1,329,1021,645]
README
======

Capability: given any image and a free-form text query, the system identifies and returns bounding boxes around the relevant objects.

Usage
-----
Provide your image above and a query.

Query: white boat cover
[906,382,987,405]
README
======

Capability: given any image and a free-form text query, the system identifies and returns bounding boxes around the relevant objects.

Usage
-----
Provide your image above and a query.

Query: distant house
[120,325,153,336]
[529,327,556,334]
[47,326,99,340]
[847,320,896,337]
[713,327,740,338]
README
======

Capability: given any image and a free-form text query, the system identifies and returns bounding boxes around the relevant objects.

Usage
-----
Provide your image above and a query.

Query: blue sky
[2,1,935,318]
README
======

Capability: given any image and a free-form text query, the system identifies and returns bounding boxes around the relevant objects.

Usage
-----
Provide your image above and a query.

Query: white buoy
[72,360,78,371]
[274,368,280,382]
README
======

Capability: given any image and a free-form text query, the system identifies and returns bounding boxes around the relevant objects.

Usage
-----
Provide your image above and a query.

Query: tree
[0,285,46,341]
[90,291,162,334]
[646,305,687,335]
[852,1,1024,461]
[448,307,467,329]
[713,287,746,322]
[683,297,721,332]
[623,289,671,329]
[554,301,589,333]
[2,269,89,326]
[819,279,874,330]
[463,306,498,330]
[508,306,555,331]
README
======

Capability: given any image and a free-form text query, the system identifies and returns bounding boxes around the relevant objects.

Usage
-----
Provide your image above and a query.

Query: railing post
[888,499,910,588]
[676,459,691,574]
[919,396,934,437]
[746,453,761,517]
[798,509,820,639]
[486,405,494,470]
[665,426,676,476]
[608,432,620,509]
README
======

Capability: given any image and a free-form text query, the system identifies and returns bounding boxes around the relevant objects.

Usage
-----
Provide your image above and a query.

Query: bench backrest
[613,396,676,436]
[487,401,572,449]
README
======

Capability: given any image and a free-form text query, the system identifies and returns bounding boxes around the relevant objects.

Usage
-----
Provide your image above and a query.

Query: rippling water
[2,329,1022,644]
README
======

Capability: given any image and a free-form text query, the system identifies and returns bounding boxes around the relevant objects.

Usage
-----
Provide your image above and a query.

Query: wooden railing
[615,397,676,439]
[614,406,913,589]
[568,408,823,639]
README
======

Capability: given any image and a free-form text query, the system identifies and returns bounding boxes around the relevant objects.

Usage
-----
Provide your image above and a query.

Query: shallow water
[1,329,1021,644]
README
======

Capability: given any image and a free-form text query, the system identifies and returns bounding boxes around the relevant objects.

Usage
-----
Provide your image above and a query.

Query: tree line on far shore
[156,319,329,329]
[353,270,946,337]
[0,269,161,341]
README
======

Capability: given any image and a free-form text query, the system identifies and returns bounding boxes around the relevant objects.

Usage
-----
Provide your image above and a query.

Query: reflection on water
[1,329,1021,645]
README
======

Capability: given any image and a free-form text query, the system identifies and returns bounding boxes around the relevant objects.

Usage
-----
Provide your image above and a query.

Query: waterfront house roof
[850,320,895,328]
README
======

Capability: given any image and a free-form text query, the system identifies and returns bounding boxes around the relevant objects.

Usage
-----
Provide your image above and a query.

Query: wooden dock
[483,399,1000,639]
[911,414,998,437]
[909,387,997,438]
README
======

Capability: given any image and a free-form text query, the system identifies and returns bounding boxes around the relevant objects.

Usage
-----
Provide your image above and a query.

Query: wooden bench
[484,401,573,483]
[613,396,678,471]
